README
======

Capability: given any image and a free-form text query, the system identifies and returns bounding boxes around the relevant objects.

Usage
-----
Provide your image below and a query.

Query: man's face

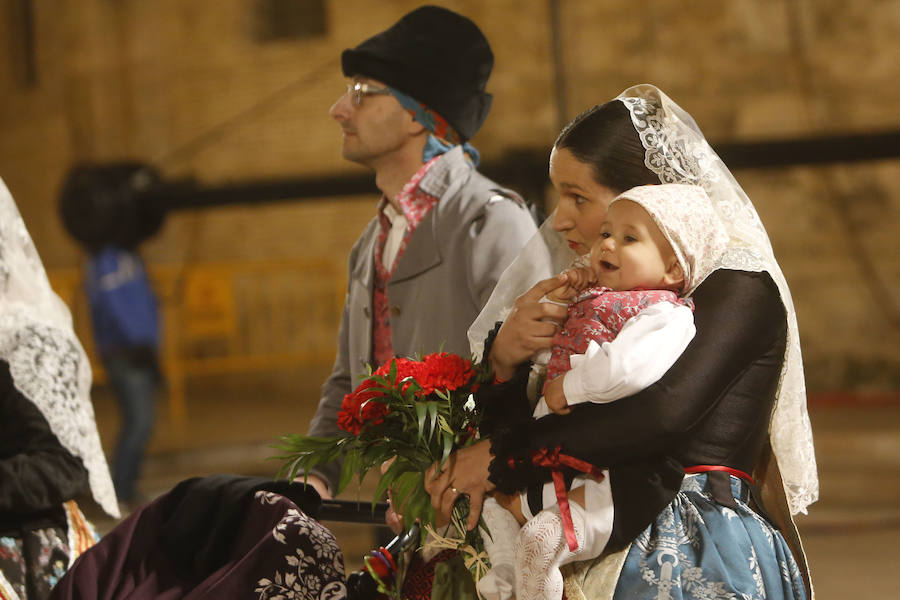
[329,76,414,168]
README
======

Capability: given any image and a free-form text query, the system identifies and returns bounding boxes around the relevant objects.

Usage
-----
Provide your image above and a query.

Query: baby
[478,183,729,600]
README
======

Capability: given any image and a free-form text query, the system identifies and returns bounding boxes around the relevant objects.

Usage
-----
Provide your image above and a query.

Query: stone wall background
[1,0,898,393]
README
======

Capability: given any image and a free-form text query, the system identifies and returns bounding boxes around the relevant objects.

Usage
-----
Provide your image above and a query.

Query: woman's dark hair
[554,100,659,194]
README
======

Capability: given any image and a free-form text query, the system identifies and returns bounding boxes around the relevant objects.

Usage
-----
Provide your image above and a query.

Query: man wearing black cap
[304,6,537,504]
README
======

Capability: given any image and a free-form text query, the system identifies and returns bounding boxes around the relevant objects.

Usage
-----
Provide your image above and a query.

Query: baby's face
[589,200,682,292]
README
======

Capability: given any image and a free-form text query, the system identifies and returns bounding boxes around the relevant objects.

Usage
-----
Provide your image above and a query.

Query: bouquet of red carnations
[275,352,489,532]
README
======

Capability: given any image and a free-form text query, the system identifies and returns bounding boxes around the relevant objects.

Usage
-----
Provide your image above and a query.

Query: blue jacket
[85,247,159,357]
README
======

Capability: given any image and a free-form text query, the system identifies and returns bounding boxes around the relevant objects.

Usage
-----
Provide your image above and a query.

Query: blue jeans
[104,355,158,503]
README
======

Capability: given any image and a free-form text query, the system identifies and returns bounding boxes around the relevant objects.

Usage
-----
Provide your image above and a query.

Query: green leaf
[401,491,428,531]
[270,433,351,481]
[441,430,453,464]
[373,466,397,503]
[438,414,451,434]
[390,472,426,524]
[337,450,359,495]
[415,402,428,441]
[428,402,439,440]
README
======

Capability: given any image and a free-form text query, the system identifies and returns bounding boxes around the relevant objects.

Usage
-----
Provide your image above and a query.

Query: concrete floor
[83,368,900,598]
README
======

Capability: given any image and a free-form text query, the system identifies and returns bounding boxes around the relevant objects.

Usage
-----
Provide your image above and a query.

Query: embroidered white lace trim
[515,508,572,600]
[0,178,119,518]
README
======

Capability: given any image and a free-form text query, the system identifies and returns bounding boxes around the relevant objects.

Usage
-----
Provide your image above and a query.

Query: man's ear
[406,114,426,136]
[663,258,685,291]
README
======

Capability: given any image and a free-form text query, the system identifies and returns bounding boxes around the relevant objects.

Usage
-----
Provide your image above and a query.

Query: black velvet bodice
[480,269,787,494]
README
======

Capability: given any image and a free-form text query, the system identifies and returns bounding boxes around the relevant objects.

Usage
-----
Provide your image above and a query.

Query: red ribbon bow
[530,446,605,552]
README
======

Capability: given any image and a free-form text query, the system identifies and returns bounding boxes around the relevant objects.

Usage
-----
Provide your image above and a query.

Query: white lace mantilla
[621,85,817,515]
[0,177,119,518]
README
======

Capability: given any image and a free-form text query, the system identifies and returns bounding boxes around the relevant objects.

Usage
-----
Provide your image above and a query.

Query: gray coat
[306,147,538,490]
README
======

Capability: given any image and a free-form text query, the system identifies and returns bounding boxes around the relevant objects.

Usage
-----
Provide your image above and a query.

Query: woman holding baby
[425,84,816,600]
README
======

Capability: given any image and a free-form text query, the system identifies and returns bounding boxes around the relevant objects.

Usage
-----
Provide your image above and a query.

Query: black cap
[341,5,493,142]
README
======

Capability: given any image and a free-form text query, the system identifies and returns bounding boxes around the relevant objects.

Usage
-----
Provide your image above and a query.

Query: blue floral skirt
[615,473,807,600]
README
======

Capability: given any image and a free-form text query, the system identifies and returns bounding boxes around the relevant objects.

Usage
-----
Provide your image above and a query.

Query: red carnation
[337,378,390,435]
[417,353,474,395]
[374,357,417,378]
[374,357,426,394]
[369,354,474,397]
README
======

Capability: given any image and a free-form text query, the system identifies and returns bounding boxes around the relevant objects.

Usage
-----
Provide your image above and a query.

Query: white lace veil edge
[0,177,120,518]
[467,84,818,515]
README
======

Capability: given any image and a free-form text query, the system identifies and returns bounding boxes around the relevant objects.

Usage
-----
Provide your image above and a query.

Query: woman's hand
[490,275,570,380]
[424,440,495,531]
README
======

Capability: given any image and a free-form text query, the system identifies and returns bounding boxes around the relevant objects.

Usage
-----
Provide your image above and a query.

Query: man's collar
[417,146,473,199]
[378,155,442,222]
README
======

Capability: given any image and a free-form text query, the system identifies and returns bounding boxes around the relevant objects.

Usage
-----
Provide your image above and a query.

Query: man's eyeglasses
[346,82,392,106]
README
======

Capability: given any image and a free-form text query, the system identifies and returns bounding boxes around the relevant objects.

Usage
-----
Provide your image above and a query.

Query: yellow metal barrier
[48,258,346,426]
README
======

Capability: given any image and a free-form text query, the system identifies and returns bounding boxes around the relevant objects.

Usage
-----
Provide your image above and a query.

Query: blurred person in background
[59,164,163,511]
[84,243,160,510]
[0,177,119,600]
[303,5,537,513]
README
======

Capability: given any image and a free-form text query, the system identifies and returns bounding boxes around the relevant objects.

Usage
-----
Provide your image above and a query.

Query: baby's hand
[565,266,597,291]
[545,267,597,303]
[543,375,571,415]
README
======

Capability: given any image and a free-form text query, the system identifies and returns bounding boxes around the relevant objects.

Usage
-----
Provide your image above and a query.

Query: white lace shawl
[468,84,818,515]
[0,177,119,518]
